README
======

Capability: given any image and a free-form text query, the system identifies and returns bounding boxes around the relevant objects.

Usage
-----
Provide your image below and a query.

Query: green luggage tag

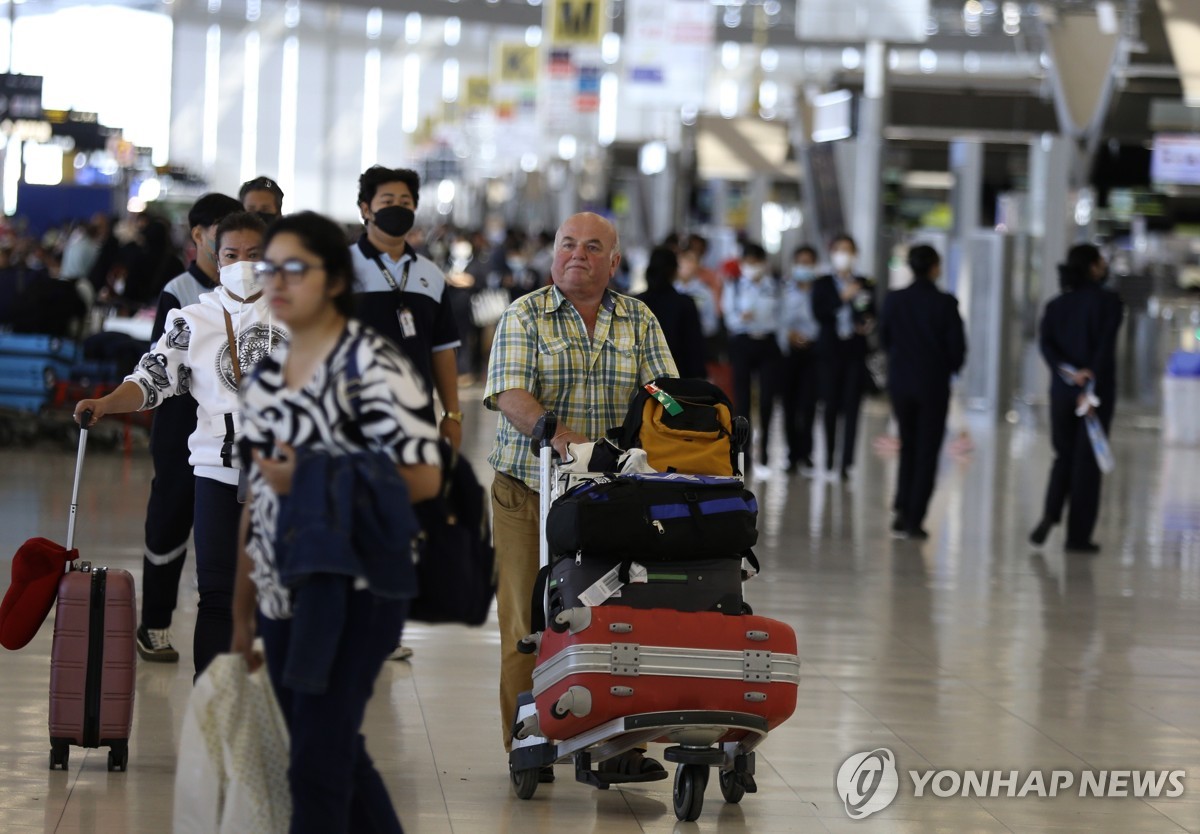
[644,382,684,416]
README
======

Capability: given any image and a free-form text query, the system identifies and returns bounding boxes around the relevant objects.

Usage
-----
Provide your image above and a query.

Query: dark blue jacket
[275,449,420,693]
[1039,283,1124,403]
[880,279,967,399]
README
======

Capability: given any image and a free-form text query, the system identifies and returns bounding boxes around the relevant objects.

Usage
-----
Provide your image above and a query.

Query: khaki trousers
[491,471,541,752]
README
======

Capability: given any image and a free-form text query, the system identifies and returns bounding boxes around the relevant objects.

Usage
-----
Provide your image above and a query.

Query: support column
[947,139,984,297]
[851,39,887,279]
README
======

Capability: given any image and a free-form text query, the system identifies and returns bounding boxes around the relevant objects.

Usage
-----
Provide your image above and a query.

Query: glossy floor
[2,400,1199,833]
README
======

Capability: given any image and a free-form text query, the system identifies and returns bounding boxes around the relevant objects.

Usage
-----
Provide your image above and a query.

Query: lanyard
[373,255,412,296]
[221,291,263,384]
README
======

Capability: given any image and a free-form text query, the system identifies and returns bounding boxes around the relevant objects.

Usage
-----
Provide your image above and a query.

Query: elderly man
[484,212,677,777]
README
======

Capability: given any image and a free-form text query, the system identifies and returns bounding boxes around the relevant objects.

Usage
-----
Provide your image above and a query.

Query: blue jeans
[260,589,407,834]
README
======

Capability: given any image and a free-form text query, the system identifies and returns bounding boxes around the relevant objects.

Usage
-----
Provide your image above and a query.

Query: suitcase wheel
[49,744,69,771]
[107,746,129,773]
[719,769,746,804]
[673,763,709,822]
[511,766,540,800]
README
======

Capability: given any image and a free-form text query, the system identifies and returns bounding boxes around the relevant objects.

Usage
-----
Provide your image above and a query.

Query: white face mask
[741,262,763,279]
[219,260,262,298]
[831,251,856,273]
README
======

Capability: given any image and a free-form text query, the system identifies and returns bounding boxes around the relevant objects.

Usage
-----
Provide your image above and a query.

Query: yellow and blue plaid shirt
[485,285,677,489]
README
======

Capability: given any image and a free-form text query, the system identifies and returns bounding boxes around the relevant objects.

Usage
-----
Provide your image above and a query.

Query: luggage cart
[507,412,799,822]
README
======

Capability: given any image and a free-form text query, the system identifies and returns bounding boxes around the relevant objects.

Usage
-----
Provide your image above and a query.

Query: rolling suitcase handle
[530,412,558,637]
[65,410,93,556]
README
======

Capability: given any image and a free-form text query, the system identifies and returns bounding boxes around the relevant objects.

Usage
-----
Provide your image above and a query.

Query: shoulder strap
[222,308,243,384]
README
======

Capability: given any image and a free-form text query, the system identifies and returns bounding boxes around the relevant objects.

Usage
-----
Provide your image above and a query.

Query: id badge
[397,307,416,338]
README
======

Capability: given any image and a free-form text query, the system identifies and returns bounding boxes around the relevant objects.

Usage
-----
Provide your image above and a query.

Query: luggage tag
[578,561,647,608]
[644,382,683,416]
[397,307,417,339]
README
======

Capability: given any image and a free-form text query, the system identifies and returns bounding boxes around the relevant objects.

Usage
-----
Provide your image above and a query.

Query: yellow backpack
[614,377,741,476]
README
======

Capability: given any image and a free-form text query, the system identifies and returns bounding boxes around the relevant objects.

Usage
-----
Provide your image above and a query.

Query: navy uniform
[879,278,966,534]
[350,236,461,423]
[722,270,782,466]
[812,273,877,476]
[1036,282,1124,549]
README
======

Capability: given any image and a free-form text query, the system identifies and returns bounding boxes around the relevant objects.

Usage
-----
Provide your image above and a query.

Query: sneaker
[598,748,667,777]
[538,765,556,783]
[388,644,414,661]
[136,625,179,663]
[1029,519,1053,547]
[751,463,772,481]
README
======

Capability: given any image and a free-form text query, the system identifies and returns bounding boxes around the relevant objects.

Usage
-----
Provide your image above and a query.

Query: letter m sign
[551,0,605,45]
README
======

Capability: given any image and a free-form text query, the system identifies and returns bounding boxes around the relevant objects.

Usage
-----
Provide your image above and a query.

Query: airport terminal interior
[2,0,1200,831]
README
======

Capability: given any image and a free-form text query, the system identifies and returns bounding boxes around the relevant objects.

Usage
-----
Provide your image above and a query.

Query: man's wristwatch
[441,410,464,423]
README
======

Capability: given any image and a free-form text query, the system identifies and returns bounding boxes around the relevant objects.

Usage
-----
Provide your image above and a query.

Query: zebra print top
[238,319,440,620]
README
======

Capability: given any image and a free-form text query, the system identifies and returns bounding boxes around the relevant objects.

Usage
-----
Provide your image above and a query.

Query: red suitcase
[43,411,136,772]
[531,605,799,743]
[49,564,136,771]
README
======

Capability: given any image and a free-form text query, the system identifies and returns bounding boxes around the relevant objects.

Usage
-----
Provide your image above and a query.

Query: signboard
[1151,134,1200,187]
[0,74,43,122]
[549,0,605,46]
[498,43,538,83]
[465,77,491,108]
[795,0,928,44]
[624,0,713,107]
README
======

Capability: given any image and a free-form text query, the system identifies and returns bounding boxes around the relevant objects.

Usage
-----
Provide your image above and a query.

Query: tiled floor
[2,397,1199,832]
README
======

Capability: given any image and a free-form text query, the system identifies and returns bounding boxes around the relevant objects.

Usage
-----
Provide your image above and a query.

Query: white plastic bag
[173,654,291,834]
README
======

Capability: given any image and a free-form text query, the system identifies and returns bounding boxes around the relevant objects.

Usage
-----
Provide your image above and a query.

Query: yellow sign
[498,43,538,83]
[548,0,605,45]
[465,76,491,108]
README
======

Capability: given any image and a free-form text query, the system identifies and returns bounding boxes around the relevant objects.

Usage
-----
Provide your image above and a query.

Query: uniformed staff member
[722,242,781,476]
[812,234,876,481]
[350,165,462,448]
[351,165,463,663]
[239,176,284,223]
[779,245,821,476]
[1030,244,1124,553]
[880,245,966,540]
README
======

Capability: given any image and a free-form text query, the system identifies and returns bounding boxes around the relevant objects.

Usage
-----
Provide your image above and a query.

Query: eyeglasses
[253,259,323,284]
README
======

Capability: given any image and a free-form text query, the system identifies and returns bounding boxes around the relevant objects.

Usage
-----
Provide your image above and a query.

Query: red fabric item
[0,538,73,650]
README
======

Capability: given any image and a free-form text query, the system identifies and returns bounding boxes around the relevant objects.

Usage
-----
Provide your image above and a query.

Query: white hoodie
[125,263,288,485]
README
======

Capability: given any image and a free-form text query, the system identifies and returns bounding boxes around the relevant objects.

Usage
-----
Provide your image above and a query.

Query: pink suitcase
[45,411,136,772]
[532,605,800,743]
[49,564,136,771]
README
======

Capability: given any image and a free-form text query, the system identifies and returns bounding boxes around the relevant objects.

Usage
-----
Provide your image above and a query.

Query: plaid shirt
[485,285,677,489]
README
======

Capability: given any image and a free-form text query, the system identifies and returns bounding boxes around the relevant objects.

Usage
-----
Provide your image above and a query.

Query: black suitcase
[545,556,745,621]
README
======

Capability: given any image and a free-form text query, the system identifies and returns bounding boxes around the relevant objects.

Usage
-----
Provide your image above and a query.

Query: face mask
[371,205,415,238]
[792,265,815,283]
[741,263,763,279]
[219,260,262,297]
[508,257,527,271]
[831,251,856,273]
[255,212,278,225]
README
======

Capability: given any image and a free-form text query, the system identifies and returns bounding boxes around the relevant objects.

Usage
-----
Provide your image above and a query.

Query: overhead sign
[465,76,491,108]
[549,0,605,46]
[0,74,43,122]
[624,0,713,107]
[795,0,928,44]
[498,43,538,83]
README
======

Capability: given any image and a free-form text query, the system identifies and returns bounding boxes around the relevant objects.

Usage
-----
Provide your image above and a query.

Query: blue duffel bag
[546,472,758,561]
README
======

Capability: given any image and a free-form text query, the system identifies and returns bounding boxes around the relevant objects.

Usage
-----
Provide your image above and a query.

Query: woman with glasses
[231,211,440,833]
[73,211,285,678]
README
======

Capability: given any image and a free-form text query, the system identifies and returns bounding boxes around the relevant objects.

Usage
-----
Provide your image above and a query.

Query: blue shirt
[778,282,818,353]
[722,275,781,338]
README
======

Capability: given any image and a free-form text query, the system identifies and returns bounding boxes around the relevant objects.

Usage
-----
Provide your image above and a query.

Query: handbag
[409,442,497,626]
[470,288,510,327]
